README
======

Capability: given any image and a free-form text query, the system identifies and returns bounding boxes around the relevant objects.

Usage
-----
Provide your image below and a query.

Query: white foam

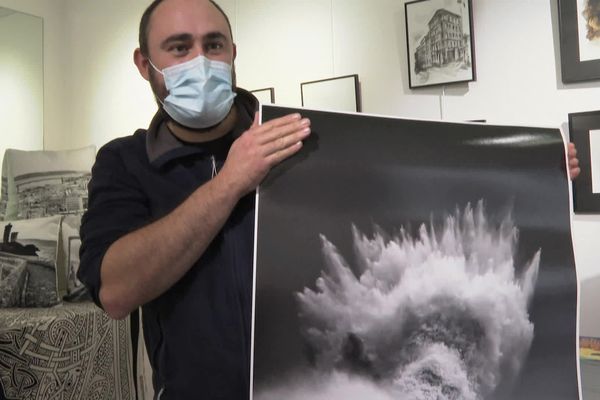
[296,200,539,399]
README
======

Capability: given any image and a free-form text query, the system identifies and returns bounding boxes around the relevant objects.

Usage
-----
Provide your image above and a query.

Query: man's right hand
[219,112,311,197]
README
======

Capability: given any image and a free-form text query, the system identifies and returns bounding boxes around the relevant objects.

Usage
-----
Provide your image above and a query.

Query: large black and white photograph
[0,215,61,308]
[252,105,579,400]
[405,0,475,88]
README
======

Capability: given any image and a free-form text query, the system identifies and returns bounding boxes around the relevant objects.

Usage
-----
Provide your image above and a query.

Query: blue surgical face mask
[149,54,236,129]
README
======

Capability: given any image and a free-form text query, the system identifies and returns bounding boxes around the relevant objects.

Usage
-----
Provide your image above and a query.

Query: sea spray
[296,200,539,400]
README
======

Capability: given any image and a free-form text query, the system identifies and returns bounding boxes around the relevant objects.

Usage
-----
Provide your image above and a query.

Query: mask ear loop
[147,58,167,108]
[147,58,164,75]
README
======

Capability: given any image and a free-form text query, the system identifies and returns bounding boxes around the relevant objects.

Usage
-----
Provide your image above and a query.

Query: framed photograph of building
[405,0,476,89]
[558,0,600,83]
[568,110,600,213]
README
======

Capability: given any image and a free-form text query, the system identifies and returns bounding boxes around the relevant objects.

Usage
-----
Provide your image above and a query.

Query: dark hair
[138,0,233,57]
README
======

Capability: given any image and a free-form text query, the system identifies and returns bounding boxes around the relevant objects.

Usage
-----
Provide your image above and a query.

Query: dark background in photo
[253,105,578,399]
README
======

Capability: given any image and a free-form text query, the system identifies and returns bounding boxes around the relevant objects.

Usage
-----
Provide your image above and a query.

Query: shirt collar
[146,88,258,169]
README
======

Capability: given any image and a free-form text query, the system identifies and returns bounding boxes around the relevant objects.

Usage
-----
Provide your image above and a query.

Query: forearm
[99,173,241,319]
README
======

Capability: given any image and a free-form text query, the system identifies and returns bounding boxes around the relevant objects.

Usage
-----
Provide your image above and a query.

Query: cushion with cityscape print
[0,146,96,221]
[0,215,62,307]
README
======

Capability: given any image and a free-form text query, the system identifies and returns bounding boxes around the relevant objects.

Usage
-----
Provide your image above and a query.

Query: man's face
[141,0,235,102]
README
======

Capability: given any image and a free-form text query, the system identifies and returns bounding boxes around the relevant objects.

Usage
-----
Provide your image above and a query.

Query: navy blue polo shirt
[78,90,257,399]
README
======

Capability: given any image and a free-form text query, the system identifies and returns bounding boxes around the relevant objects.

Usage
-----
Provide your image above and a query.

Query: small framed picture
[405,0,476,89]
[250,87,275,104]
[558,0,600,83]
[568,110,600,213]
[300,74,361,113]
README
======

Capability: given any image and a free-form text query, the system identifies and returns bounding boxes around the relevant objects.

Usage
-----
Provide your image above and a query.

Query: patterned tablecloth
[0,301,135,400]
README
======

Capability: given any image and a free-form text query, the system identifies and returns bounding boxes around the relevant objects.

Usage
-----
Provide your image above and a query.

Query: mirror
[0,7,43,171]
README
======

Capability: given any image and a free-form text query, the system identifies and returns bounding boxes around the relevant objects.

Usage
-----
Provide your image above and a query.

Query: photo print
[252,105,579,400]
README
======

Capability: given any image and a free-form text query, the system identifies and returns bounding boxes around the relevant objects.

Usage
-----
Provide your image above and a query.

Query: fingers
[569,167,580,180]
[567,142,579,177]
[252,113,302,135]
[569,156,579,169]
[259,118,311,146]
[569,159,580,180]
[570,166,581,180]
[264,121,310,156]
[266,140,304,166]
[248,112,311,156]
[567,143,580,180]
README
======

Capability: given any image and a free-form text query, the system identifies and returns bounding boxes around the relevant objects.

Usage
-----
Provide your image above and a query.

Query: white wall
[60,0,157,150]
[236,0,600,126]
[234,0,441,118]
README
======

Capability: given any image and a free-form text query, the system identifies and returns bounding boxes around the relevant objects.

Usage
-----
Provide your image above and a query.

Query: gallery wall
[0,0,599,335]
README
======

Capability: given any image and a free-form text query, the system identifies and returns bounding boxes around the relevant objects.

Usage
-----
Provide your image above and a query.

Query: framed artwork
[405,0,476,89]
[558,0,600,83]
[250,87,275,104]
[568,110,600,213]
[300,74,361,113]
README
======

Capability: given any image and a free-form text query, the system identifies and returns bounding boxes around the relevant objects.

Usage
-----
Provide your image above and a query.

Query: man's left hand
[568,142,580,180]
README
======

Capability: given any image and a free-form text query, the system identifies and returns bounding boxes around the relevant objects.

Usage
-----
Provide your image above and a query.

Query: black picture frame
[558,0,600,83]
[250,87,275,104]
[300,74,361,113]
[405,0,476,89]
[568,110,600,213]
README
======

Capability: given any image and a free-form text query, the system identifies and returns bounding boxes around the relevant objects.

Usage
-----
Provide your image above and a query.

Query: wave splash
[296,201,539,399]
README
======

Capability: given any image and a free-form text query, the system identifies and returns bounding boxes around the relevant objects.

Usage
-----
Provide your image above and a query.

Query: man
[78,0,310,398]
